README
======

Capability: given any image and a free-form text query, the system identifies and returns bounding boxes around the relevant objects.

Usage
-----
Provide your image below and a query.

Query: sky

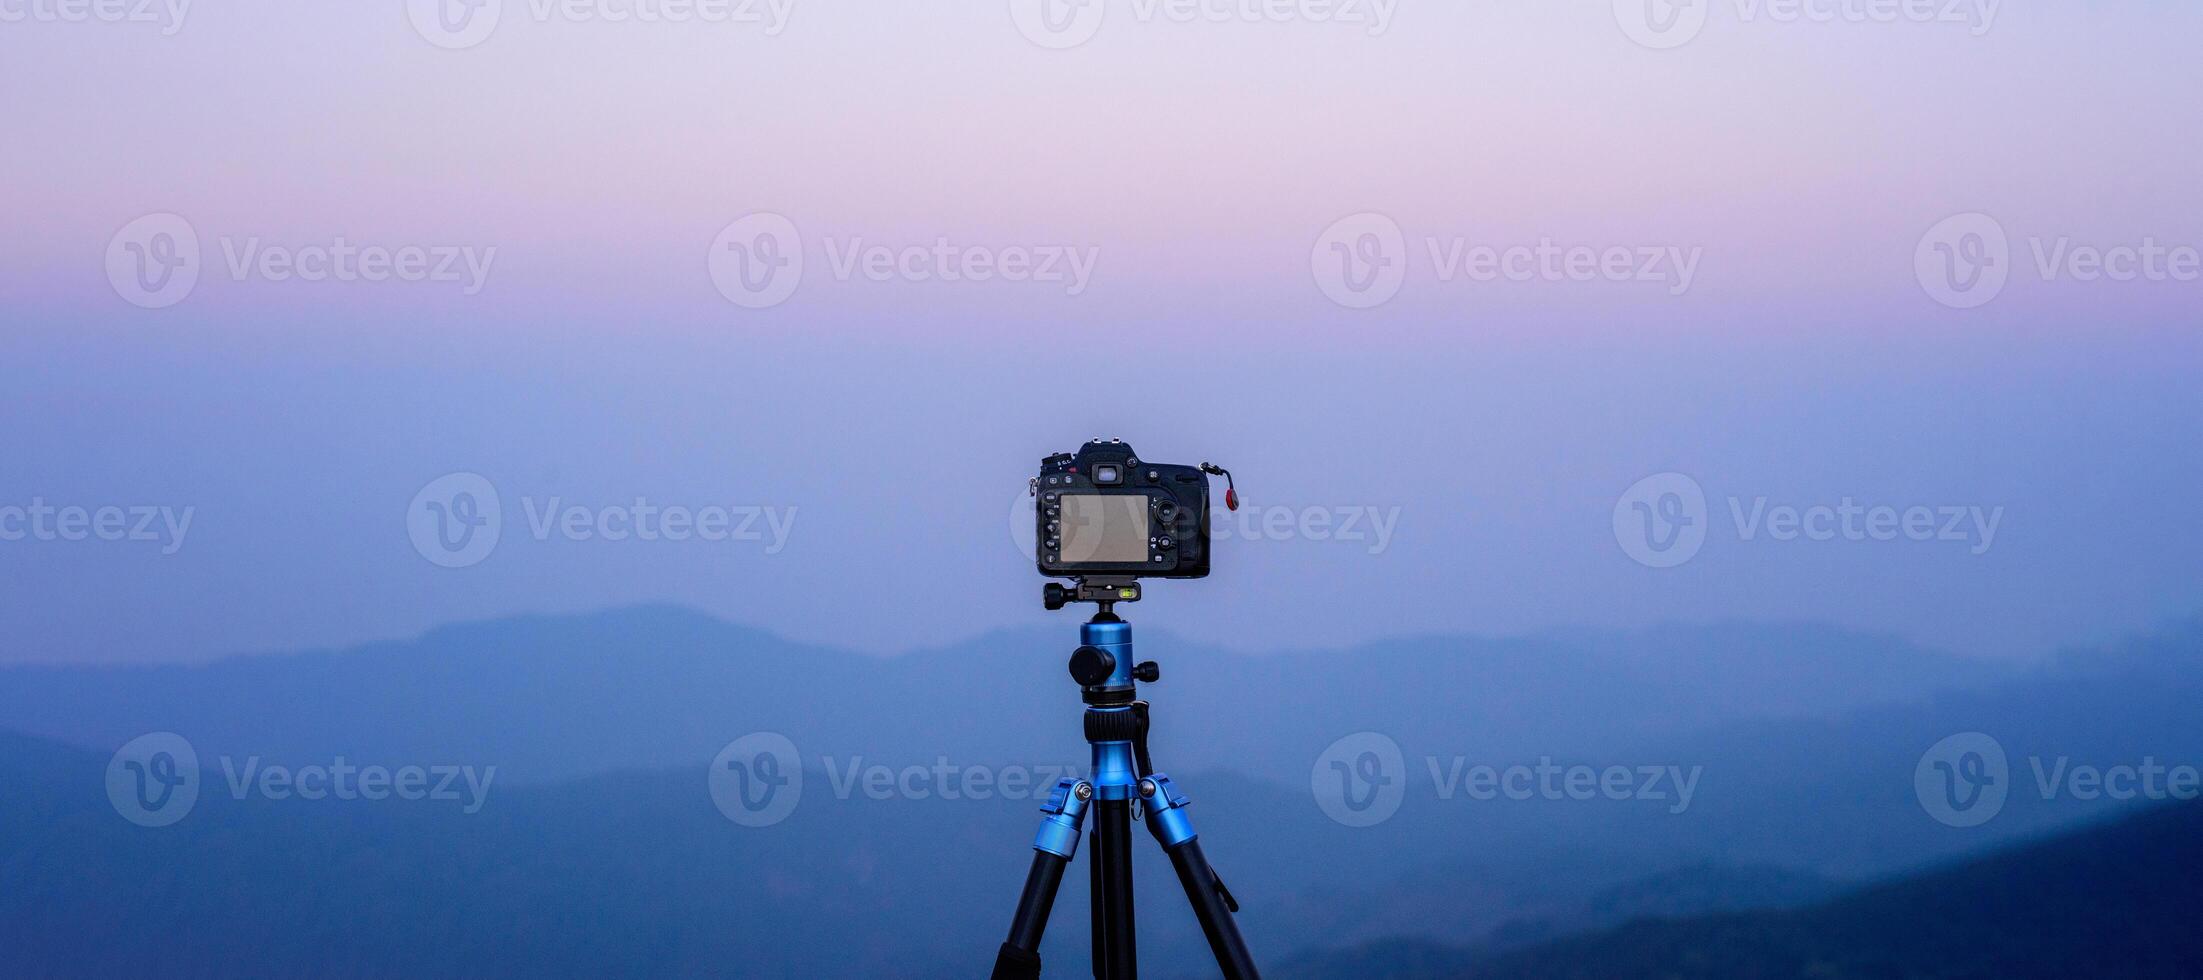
[2,1,2199,663]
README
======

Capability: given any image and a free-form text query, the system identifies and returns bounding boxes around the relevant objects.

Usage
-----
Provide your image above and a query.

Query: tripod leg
[1138,775,1261,980]
[1092,798,1139,979]
[1089,832,1104,978]
[993,778,1093,980]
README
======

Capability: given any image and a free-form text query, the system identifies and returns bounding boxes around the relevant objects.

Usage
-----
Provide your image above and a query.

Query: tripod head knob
[1044,583,1072,611]
[1069,645,1117,687]
[1132,661,1160,683]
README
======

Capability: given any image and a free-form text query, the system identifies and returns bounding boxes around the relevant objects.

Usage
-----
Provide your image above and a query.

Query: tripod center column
[1079,619,1140,799]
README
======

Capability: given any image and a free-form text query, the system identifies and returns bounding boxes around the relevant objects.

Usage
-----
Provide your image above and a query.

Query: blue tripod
[991,588,1261,979]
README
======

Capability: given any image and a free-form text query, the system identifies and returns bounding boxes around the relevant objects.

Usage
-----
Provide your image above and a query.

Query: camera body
[1036,439,1210,580]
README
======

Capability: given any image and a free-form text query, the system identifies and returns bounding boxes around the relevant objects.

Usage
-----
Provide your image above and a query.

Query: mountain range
[3,608,2199,976]
[0,606,2010,786]
[1279,800,2203,979]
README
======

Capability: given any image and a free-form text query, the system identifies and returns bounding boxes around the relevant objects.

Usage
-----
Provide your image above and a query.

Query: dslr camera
[1033,440,1233,602]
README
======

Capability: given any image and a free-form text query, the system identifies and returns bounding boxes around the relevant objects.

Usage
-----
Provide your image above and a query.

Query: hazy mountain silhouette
[1278,800,2203,979]
[0,731,1820,980]
[0,606,2007,786]
[6,614,2200,976]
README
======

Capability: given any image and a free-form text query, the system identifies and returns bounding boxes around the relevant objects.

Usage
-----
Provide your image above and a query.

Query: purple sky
[2,2,2199,662]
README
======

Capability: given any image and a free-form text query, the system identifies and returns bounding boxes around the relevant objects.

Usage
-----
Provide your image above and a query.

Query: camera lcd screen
[1059,494,1148,564]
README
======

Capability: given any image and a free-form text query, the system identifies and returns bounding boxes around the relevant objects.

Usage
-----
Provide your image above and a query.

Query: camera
[1033,439,1220,583]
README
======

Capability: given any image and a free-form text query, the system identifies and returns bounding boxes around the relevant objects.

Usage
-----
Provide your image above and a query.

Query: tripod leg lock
[1136,773,1197,847]
[1032,778,1094,858]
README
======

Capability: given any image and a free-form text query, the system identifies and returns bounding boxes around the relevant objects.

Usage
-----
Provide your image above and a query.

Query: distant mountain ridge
[6,613,2203,977]
[11,720,2199,979]
[0,730,1840,980]
[1279,800,2203,979]
[0,605,2009,786]
[9,612,2202,976]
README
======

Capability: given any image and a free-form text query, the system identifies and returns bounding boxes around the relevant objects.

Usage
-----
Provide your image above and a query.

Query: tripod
[991,584,1261,979]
